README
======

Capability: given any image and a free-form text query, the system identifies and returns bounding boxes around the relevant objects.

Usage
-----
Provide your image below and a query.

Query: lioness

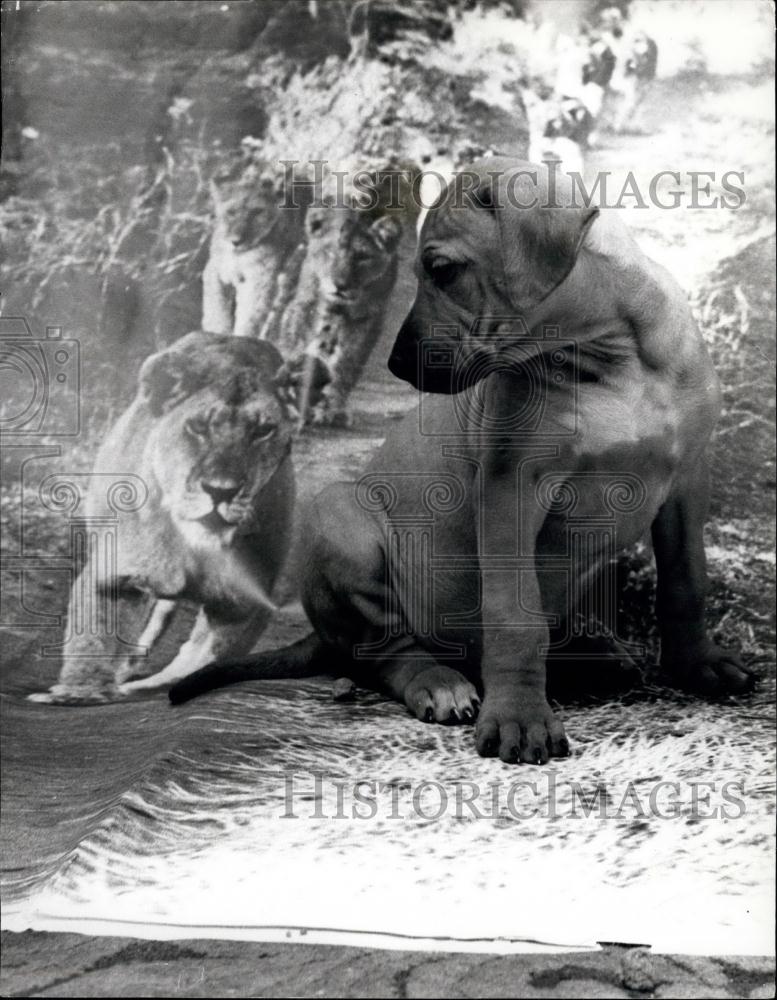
[201,160,307,340]
[29,332,295,704]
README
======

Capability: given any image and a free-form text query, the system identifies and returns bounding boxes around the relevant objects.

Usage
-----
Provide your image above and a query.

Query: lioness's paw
[310,404,351,429]
[403,666,480,725]
[666,641,756,697]
[27,686,116,706]
[475,696,569,764]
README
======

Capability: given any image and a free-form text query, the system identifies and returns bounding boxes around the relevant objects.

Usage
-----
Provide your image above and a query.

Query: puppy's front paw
[665,641,756,697]
[475,694,569,764]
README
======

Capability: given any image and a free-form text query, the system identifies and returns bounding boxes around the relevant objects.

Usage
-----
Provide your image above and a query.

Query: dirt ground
[1,60,775,1000]
[1,932,775,998]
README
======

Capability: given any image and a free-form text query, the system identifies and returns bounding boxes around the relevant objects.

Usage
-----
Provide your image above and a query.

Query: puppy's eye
[425,257,462,288]
[252,422,277,442]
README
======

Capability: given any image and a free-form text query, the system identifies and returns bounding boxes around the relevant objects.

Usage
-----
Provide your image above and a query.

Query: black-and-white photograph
[1,0,774,995]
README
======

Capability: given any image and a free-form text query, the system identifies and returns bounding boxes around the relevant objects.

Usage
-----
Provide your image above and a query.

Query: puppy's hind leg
[651,458,755,696]
[371,644,480,725]
[304,485,479,725]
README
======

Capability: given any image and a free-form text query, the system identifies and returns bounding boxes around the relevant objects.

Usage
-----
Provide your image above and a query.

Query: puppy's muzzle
[389,318,495,395]
[388,315,462,392]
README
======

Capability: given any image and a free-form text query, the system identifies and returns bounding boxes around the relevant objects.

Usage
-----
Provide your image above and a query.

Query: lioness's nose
[202,480,241,505]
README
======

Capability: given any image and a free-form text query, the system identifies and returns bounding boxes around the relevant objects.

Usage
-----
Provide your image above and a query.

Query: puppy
[171,160,753,766]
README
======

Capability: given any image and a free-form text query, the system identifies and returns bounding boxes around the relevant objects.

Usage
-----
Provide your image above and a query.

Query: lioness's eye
[184,417,208,439]
[252,422,277,441]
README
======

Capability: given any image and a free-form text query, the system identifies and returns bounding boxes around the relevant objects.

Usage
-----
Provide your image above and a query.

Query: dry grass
[692,233,776,517]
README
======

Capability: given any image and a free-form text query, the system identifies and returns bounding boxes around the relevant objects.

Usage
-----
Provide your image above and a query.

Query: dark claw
[424,707,434,723]
[447,708,460,724]
[462,708,473,722]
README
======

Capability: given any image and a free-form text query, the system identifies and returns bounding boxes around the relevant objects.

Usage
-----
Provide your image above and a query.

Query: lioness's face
[151,383,292,533]
[304,203,402,319]
[212,172,282,250]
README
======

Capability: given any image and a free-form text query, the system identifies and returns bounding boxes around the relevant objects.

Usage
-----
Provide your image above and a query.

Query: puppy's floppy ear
[474,161,599,313]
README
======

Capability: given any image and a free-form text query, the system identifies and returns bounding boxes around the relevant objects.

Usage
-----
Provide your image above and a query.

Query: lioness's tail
[168,633,328,705]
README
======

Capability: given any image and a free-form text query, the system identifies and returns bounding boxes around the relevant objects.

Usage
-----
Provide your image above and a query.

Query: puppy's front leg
[475,469,569,764]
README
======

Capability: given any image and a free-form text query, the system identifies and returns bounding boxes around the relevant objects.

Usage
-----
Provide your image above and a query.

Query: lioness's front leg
[116,598,177,684]
[120,605,270,695]
[651,458,755,695]
[28,576,142,704]
[474,464,569,764]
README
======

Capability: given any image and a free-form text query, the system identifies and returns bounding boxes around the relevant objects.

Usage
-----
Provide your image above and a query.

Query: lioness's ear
[370,214,403,251]
[272,361,293,391]
[139,351,192,416]
[474,163,598,313]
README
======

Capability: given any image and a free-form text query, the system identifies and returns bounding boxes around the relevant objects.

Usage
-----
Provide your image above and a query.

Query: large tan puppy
[170,159,754,764]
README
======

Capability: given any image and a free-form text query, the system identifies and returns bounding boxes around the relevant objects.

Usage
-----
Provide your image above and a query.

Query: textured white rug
[4,674,774,955]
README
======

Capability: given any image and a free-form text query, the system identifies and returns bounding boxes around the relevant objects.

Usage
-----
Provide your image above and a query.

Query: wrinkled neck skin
[480,211,699,428]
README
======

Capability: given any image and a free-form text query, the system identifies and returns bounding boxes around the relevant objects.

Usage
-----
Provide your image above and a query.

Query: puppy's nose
[388,344,412,381]
[201,480,241,506]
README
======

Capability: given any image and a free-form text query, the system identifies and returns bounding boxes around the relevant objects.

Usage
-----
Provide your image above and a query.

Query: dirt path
[585,74,774,288]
